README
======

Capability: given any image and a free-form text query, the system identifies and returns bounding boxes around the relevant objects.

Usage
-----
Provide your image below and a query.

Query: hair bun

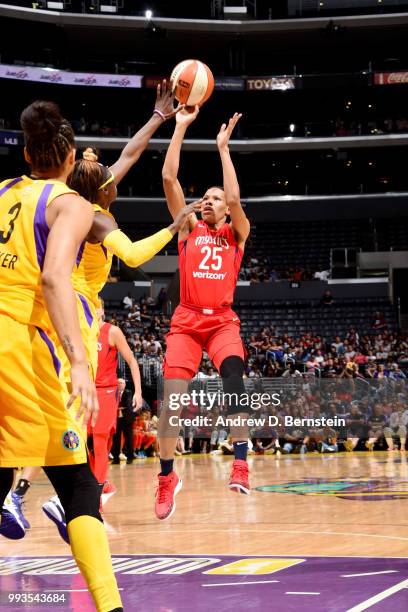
[20,100,63,141]
[82,147,99,162]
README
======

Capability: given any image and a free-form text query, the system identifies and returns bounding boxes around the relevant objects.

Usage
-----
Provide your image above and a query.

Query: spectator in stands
[372,311,387,330]
[383,403,407,451]
[282,362,302,378]
[248,363,263,378]
[344,402,367,451]
[111,379,135,464]
[365,404,386,451]
[157,287,167,311]
[123,292,134,309]
[319,424,339,453]
[128,304,141,323]
[331,336,344,353]
[320,290,334,306]
[133,408,157,458]
[140,304,152,323]
[388,363,406,380]
[374,364,388,379]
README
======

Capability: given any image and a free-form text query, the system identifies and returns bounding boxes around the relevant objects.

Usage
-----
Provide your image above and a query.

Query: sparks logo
[61,430,80,452]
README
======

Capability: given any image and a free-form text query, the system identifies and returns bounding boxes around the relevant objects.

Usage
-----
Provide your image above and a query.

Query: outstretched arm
[217,113,250,248]
[110,325,142,409]
[162,106,200,235]
[89,201,201,267]
[109,80,183,186]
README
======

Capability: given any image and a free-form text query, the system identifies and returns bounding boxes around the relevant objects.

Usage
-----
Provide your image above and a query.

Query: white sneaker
[42,496,68,544]
[0,499,26,540]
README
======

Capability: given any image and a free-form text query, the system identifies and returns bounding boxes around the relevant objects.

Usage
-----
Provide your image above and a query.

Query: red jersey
[95,322,118,388]
[179,222,243,309]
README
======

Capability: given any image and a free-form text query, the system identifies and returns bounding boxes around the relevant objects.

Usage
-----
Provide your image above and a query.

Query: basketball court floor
[1,452,407,611]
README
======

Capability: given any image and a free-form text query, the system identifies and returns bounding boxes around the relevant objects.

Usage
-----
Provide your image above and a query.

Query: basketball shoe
[101,481,116,508]
[0,499,26,539]
[42,496,69,544]
[155,472,182,520]
[11,492,30,529]
[228,459,250,494]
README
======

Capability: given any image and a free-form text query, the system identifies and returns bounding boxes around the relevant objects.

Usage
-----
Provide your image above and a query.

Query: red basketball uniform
[164,221,245,377]
[93,322,119,434]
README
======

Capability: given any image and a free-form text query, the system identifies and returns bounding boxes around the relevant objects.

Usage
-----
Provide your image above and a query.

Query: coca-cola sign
[374,72,408,85]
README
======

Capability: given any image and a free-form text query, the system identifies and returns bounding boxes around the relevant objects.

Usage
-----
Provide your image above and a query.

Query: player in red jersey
[155,108,251,520]
[89,305,142,504]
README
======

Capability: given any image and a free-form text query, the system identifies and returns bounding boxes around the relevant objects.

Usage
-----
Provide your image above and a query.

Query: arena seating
[234,297,398,338]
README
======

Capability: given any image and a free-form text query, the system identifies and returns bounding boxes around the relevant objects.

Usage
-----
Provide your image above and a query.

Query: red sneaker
[100,481,116,509]
[155,472,182,520]
[228,459,250,494]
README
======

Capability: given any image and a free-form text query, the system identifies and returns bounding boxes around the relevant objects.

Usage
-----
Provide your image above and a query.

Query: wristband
[153,109,166,121]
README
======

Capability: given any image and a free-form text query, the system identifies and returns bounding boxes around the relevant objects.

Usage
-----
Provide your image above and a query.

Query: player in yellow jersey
[12,81,200,537]
[0,100,123,612]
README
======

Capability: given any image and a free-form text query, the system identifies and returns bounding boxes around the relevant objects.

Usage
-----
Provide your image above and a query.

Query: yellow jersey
[0,175,77,331]
[71,204,114,309]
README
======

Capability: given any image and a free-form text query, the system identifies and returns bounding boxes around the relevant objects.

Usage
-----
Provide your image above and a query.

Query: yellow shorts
[0,314,87,467]
[61,292,99,384]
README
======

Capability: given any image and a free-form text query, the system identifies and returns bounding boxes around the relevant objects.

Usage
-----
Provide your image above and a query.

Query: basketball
[170,59,214,107]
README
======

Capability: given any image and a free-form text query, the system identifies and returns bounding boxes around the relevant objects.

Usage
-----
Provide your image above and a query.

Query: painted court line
[346,578,408,611]
[202,580,279,587]
[342,570,399,578]
[286,591,320,595]
[123,529,408,542]
[44,589,124,592]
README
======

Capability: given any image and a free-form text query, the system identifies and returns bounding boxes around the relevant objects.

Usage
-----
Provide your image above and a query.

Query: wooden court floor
[2,451,408,558]
[1,452,408,611]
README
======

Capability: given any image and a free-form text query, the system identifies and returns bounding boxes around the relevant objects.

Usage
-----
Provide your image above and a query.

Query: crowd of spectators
[108,292,407,457]
[110,292,407,383]
[239,257,328,283]
[2,114,408,141]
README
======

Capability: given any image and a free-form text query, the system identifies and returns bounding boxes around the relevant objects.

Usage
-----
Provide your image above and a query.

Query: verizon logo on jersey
[193,270,227,280]
[195,235,229,249]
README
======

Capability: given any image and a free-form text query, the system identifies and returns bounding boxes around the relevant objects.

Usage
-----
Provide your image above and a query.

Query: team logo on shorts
[62,430,81,451]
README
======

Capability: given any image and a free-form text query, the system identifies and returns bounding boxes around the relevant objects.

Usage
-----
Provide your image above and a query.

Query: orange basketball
[170,59,214,107]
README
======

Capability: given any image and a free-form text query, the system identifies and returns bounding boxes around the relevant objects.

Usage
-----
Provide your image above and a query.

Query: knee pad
[220,355,245,379]
[220,356,248,415]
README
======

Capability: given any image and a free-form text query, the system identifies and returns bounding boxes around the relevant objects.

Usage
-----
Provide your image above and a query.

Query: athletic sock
[14,479,31,498]
[160,459,174,476]
[233,441,248,462]
[67,515,122,612]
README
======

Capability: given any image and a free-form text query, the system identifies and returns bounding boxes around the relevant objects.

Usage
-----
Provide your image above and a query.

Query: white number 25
[198,246,223,271]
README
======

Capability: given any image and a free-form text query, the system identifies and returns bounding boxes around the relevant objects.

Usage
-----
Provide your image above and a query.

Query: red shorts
[163,305,244,377]
[90,386,118,435]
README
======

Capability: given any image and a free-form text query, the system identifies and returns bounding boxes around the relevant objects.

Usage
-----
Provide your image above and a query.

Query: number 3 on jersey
[0,202,21,244]
[199,246,223,271]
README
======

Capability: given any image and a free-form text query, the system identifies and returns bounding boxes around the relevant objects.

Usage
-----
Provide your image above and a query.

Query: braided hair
[20,100,75,171]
